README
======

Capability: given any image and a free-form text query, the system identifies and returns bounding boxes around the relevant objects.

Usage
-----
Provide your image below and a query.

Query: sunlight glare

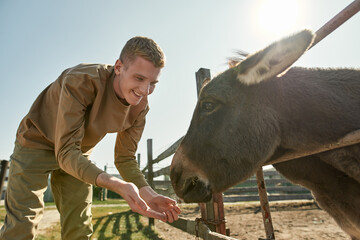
[257,0,300,37]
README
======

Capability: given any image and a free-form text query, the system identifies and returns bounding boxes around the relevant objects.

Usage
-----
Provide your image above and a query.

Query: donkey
[170,29,360,239]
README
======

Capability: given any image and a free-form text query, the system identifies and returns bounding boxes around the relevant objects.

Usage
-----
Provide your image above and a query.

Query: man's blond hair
[120,36,165,68]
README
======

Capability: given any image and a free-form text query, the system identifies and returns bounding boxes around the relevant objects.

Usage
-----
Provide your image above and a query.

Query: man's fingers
[128,199,166,222]
[171,209,179,221]
[172,204,181,214]
[161,196,181,214]
[166,210,177,223]
[144,208,167,222]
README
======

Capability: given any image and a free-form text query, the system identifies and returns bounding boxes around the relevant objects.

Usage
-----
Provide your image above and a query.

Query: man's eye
[202,102,215,111]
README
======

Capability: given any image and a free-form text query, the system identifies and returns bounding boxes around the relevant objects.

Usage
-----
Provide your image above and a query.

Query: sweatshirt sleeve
[114,106,149,188]
[54,71,104,185]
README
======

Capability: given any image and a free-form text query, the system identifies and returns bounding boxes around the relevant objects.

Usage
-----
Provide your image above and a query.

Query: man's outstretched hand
[95,173,180,222]
[140,186,181,223]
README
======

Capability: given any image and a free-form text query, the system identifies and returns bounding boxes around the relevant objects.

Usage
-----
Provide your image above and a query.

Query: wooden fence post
[196,68,228,235]
[137,153,141,167]
[147,139,155,226]
[102,165,108,201]
[0,160,9,199]
[256,168,275,240]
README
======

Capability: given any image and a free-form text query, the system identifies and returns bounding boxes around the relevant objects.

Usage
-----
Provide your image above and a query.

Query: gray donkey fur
[170,29,360,239]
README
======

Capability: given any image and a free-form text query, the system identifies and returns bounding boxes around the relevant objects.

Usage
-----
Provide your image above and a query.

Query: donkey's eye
[202,102,215,111]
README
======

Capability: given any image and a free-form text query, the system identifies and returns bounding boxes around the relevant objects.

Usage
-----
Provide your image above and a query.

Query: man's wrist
[139,186,158,202]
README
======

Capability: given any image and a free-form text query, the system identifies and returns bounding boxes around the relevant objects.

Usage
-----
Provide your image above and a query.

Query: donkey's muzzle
[170,165,212,203]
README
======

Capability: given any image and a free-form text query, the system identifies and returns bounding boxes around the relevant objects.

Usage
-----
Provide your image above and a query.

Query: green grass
[90,207,163,240]
[92,199,127,205]
[0,201,164,240]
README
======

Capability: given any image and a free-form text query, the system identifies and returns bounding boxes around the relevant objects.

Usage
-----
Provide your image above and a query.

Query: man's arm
[54,70,105,185]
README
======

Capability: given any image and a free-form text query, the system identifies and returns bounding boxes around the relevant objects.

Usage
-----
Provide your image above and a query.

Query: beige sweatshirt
[16,63,149,188]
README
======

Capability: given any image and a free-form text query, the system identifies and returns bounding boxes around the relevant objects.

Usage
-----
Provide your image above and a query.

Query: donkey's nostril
[192,176,199,185]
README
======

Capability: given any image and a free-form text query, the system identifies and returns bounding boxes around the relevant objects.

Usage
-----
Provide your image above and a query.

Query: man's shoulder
[59,63,114,86]
[65,63,114,77]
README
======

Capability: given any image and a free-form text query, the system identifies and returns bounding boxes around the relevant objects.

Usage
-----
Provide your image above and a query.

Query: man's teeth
[133,91,142,97]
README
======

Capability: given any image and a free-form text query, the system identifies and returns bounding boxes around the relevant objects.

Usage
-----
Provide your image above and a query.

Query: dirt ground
[27,200,350,239]
[154,200,350,240]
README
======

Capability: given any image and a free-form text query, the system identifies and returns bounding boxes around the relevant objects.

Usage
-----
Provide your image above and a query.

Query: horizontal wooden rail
[310,0,360,49]
[224,186,310,195]
[144,166,170,178]
[168,217,237,240]
[224,194,313,203]
[142,136,183,173]
[153,166,170,178]
[150,176,294,187]
[234,178,293,186]
[265,129,360,166]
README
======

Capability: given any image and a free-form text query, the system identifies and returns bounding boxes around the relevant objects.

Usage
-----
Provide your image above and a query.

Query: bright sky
[1,0,359,175]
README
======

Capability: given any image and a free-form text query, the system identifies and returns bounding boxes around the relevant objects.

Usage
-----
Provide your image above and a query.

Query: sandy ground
[32,200,350,239]
[38,207,61,235]
[154,200,350,240]
[0,206,60,235]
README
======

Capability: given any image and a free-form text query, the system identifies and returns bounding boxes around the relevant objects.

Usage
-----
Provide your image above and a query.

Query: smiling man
[0,36,180,240]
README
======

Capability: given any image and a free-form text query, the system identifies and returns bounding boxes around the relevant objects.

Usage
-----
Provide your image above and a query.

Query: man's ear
[114,59,123,75]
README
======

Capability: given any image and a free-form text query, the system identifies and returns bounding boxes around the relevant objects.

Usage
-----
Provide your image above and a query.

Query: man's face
[113,56,161,105]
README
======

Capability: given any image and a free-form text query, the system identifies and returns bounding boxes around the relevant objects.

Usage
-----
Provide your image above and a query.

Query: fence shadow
[93,210,164,240]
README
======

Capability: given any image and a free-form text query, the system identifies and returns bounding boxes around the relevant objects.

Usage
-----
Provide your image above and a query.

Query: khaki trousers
[0,143,93,240]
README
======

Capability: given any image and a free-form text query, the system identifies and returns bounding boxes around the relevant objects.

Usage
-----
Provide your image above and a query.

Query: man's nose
[139,83,150,96]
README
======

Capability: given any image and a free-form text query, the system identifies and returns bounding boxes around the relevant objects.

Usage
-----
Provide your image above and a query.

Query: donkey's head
[170,30,315,203]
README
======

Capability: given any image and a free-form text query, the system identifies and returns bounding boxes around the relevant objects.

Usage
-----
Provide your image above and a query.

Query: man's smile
[133,90,143,98]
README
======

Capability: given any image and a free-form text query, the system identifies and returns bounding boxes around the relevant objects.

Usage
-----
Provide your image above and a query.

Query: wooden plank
[262,170,282,177]
[153,180,172,186]
[224,194,313,202]
[264,129,360,166]
[153,166,170,178]
[236,178,290,186]
[256,168,275,240]
[142,136,184,173]
[310,0,360,49]
[153,137,184,163]
[168,217,238,240]
[224,186,310,195]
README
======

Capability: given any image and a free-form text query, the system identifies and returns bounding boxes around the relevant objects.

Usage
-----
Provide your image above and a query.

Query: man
[0,36,180,239]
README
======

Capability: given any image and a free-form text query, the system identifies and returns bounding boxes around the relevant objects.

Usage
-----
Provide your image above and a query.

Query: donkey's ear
[235,29,315,85]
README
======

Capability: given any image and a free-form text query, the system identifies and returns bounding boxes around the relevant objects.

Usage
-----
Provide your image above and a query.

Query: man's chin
[127,98,142,106]
[127,94,144,106]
